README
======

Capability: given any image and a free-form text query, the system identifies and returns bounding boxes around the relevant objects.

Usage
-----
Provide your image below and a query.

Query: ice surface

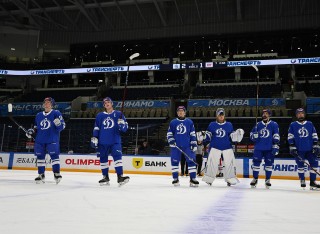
[0,170,319,234]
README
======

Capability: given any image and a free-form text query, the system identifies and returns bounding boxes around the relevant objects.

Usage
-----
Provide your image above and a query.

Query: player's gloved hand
[235,128,244,142]
[272,144,279,156]
[312,144,320,157]
[26,128,35,139]
[169,142,176,148]
[253,132,259,139]
[118,119,125,129]
[289,145,298,157]
[53,118,61,126]
[191,145,197,152]
[91,137,98,149]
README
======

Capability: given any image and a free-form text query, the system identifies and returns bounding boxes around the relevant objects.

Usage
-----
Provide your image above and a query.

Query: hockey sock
[51,158,60,173]
[252,165,260,179]
[265,166,272,180]
[172,172,179,179]
[37,159,46,174]
[114,159,124,175]
[298,167,305,180]
[310,170,317,182]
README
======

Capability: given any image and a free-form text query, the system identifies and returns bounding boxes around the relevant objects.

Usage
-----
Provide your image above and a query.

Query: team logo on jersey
[132,158,143,169]
[216,128,226,138]
[103,117,114,129]
[298,127,309,138]
[260,128,270,138]
[40,118,51,130]
[176,123,187,134]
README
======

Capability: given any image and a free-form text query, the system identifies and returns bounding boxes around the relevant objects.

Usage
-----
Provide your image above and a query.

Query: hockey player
[249,109,280,189]
[91,97,130,186]
[288,108,320,190]
[26,97,65,184]
[167,106,199,187]
[195,131,205,176]
[202,108,244,186]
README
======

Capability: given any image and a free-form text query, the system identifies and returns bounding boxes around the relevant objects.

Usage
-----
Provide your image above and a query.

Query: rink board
[0,152,318,179]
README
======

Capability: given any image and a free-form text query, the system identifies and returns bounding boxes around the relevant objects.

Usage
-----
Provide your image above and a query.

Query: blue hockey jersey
[93,110,128,145]
[167,118,197,148]
[34,110,65,144]
[205,121,234,151]
[288,121,318,151]
[250,120,280,151]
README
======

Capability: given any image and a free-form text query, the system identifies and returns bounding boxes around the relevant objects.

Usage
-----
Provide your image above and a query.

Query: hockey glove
[289,145,298,157]
[272,144,279,156]
[26,128,35,139]
[118,119,126,131]
[252,132,259,141]
[236,128,244,142]
[312,144,320,157]
[230,128,244,142]
[191,145,197,152]
[169,142,176,148]
[53,118,61,127]
[91,137,98,149]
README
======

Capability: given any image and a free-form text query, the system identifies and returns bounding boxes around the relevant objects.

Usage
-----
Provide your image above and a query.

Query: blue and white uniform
[202,116,244,185]
[288,120,319,181]
[250,120,280,180]
[34,109,65,175]
[167,118,197,180]
[93,110,128,177]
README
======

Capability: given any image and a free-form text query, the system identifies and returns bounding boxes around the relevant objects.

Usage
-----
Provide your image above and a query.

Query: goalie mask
[43,97,55,108]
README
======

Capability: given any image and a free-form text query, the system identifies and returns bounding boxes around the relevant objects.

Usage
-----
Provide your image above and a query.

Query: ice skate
[54,173,62,184]
[35,174,45,184]
[190,178,199,187]
[265,179,271,189]
[300,179,306,190]
[172,178,180,187]
[250,178,258,188]
[117,175,130,186]
[99,175,110,186]
[216,172,224,178]
[310,180,320,191]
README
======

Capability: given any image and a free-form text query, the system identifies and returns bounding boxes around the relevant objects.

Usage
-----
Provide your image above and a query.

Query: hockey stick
[296,154,320,176]
[7,103,35,140]
[252,65,259,128]
[175,145,198,166]
[120,52,140,118]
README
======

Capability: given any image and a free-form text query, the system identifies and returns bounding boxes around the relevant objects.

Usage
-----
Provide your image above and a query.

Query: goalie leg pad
[222,149,239,185]
[202,148,221,184]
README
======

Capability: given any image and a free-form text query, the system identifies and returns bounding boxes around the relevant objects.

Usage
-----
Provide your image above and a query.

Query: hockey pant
[34,142,60,174]
[202,148,239,185]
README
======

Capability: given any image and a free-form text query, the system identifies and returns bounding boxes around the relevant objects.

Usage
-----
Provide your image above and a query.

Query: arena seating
[193,84,282,99]
[19,89,97,102]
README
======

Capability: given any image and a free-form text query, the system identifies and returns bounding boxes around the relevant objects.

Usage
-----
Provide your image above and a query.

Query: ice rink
[1,170,319,234]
